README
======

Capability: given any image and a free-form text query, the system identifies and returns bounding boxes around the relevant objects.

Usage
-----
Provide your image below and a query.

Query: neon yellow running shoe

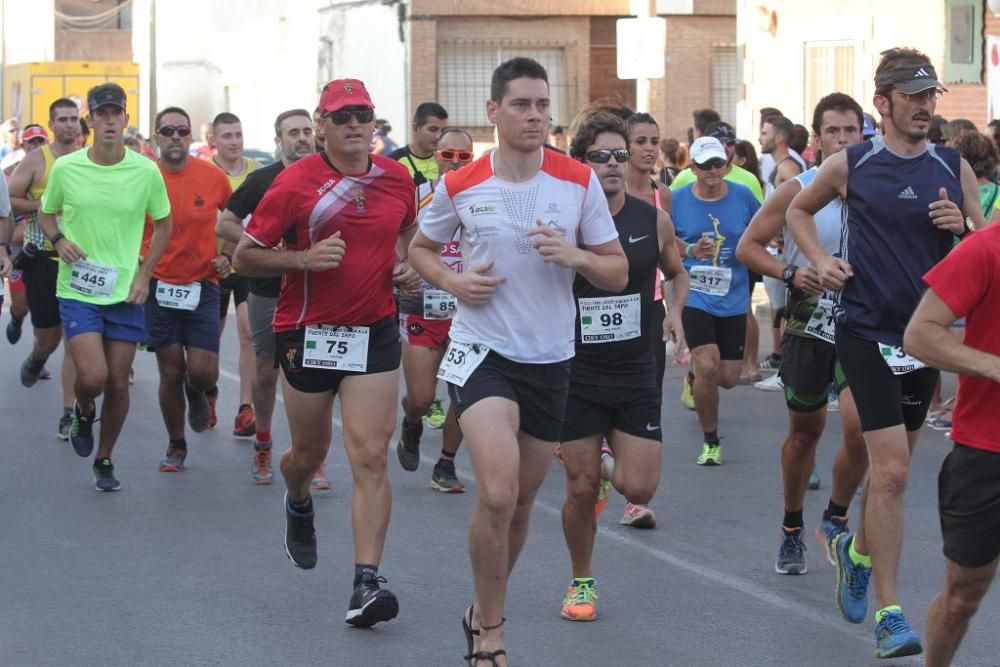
[594,479,611,518]
[423,398,447,430]
[681,373,696,411]
[697,441,722,466]
[561,578,598,621]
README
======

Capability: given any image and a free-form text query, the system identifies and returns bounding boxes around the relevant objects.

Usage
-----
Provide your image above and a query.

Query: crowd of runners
[1,46,999,666]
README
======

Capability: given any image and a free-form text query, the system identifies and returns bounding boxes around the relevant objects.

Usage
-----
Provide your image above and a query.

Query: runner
[143,106,232,472]
[410,57,626,666]
[7,97,82,439]
[786,48,987,658]
[389,102,448,186]
[395,127,472,492]
[0,170,11,286]
[558,110,687,621]
[210,111,258,438]
[216,107,330,488]
[736,92,869,575]
[671,136,760,466]
[234,78,418,627]
[904,221,1000,667]
[38,83,172,490]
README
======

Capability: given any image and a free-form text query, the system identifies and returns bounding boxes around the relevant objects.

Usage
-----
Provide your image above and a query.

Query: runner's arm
[737,179,799,279]
[576,237,628,292]
[408,229,447,289]
[786,152,846,267]
[904,289,1000,381]
[216,208,245,245]
[0,211,11,277]
[959,159,989,231]
[657,209,688,310]
[6,152,40,216]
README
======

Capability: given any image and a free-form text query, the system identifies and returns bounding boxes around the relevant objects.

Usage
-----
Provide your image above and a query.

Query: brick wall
[412,0,630,16]
[589,17,637,111]
[935,10,1000,127]
[408,18,438,120]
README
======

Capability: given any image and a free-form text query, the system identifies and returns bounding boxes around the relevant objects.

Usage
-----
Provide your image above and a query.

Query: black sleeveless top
[570,194,659,387]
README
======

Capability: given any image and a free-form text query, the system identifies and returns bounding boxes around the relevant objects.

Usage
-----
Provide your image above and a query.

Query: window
[804,42,856,124]
[944,0,983,83]
[438,43,573,127]
[711,45,738,125]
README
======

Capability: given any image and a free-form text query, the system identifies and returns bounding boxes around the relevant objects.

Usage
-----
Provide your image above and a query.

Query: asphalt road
[1,307,996,667]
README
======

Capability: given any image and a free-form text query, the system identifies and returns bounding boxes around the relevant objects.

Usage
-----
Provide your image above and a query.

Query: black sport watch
[781,264,798,287]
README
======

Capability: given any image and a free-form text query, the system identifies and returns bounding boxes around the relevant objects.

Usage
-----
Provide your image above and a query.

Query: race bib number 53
[437,342,489,387]
[303,325,370,372]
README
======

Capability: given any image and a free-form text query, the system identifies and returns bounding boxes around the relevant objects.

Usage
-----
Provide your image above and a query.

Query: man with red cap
[234,78,419,628]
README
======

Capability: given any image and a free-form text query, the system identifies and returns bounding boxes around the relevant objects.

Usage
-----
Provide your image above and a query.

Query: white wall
[1,0,56,65]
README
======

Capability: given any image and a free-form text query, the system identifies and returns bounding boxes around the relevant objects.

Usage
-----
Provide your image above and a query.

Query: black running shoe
[283,492,317,569]
[345,575,399,627]
[20,354,45,387]
[93,458,121,492]
[184,382,211,433]
[396,418,423,471]
[70,403,98,458]
[5,314,23,344]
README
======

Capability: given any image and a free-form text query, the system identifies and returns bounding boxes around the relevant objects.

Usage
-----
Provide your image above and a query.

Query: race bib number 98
[579,293,641,343]
[69,260,117,298]
[303,325,370,372]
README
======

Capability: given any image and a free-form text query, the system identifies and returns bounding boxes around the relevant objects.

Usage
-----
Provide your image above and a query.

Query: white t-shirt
[419,148,618,363]
[0,171,11,217]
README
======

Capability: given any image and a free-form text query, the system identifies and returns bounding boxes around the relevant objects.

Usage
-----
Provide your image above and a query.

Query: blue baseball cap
[862,113,877,138]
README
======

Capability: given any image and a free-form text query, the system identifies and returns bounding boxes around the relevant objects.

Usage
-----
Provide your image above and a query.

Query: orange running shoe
[561,579,598,621]
[233,403,255,437]
[252,444,273,485]
[311,462,332,493]
[206,388,218,429]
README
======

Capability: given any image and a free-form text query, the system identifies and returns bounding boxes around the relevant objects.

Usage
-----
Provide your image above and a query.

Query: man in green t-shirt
[39,83,173,492]
[670,122,764,204]
[388,102,448,186]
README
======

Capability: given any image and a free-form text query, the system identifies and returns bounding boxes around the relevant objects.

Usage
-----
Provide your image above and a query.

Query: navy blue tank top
[838,136,962,345]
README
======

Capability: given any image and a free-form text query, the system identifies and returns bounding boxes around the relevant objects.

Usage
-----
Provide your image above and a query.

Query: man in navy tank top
[787,48,988,659]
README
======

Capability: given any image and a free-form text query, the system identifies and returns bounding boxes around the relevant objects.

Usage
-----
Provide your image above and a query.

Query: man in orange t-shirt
[143,106,232,472]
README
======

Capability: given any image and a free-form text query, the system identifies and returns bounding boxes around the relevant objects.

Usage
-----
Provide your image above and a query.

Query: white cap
[690,136,727,165]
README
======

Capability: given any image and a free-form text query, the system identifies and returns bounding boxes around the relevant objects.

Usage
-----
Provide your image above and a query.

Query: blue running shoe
[874,608,923,658]
[775,527,807,575]
[815,515,848,566]
[70,403,98,458]
[93,458,121,492]
[832,533,870,624]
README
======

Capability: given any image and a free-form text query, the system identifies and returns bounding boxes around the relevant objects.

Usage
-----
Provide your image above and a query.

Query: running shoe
[396,417,423,471]
[19,354,45,387]
[620,503,656,528]
[233,404,256,437]
[38,366,51,380]
[594,480,612,518]
[832,533,871,624]
[251,442,273,485]
[57,412,73,441]
[159,446,187,472]
[560,579,598,621]
[5,314,23,344]
[697,442,722,466]
[70,403,98,458]
[430,458,464,493]
[754,374,784,392]
[423,397,446,430]
[827,391,840,412]
[206,388,218,429]
[92,457,121,492]
[185,383,211,433]
[808,469,821,490]
[346,574,399,627]
[284,492,317,569]
[815,515,848,566]
[680,373,696,410]
[759,354,781,372]
[775,527,807,575]
[311,462,332,494]
[927,415,952,431]
[600,444,615,481]
[874,608,923,659]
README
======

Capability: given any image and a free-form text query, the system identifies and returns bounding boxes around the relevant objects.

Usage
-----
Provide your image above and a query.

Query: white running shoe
[754,374,784,392]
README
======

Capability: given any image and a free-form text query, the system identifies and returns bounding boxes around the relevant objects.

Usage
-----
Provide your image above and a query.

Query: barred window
[804,41,857,123]
[711,45,738,125]
[438,42,574,128]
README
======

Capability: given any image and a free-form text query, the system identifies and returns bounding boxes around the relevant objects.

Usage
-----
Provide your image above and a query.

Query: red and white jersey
[245,152,416,331]
[419,148,618,363]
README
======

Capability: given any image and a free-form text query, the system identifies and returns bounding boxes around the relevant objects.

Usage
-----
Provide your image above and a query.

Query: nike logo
[628,235,649,244]
[645,423,660,431]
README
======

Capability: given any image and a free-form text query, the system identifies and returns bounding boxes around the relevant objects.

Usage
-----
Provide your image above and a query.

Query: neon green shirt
[41,148,171,305]
[397,148,439,184]
[670,164,764,204]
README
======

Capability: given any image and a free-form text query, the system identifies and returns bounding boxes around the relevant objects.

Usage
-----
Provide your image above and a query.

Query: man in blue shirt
[671,136,760,466]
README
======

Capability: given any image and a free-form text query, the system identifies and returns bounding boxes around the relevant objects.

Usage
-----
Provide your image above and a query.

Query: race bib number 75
[303,325,370,372]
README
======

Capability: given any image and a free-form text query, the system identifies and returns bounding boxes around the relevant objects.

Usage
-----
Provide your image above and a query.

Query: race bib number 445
[303,325,370,372]
[69,260,117,298]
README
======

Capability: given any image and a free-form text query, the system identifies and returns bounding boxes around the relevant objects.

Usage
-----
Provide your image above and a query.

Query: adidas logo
[898,186,918,200]
[915,67,929,77]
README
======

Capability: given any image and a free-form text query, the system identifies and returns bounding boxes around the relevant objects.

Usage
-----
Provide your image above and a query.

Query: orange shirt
[143,158,232,284]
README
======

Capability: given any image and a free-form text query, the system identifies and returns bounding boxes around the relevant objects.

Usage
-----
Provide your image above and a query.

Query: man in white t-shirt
[409,57,627,666]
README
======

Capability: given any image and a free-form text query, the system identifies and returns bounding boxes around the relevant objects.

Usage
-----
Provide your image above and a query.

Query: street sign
[616,17,667,80]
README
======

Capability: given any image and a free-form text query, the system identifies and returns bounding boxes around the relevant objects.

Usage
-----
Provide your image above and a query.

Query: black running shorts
[561,382,662,443]
[779,334,848,412]
[681,307,746,361]
[939,443,1000,568]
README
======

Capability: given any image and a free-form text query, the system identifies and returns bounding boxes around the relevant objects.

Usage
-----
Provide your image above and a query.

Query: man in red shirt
[233,78,418,628]
[143,106,232,472]
[904,222,1000,666]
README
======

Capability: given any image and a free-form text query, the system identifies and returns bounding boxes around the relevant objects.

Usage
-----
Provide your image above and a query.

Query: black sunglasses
[325,108,375,125]
[586,148,630,164]
[695,158,727,170]
[157,125,191,138]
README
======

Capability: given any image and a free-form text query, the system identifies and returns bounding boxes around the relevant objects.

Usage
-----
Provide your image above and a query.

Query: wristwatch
[781,264,798,287]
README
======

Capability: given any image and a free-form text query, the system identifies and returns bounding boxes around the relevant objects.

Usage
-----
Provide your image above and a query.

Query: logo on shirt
[470,225,501,242]
[284,345,300,372]
[628,235,649,244]
[353,190,367,214]
[468,204,497,216]
[897,186,918,200]
[546,202,560,213]
[194,194,205,208]
[317,177,337,197]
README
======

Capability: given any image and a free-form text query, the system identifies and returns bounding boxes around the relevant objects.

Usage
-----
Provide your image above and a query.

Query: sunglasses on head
[695,158,726,170]
[157,125,191,138]
[325,108,375,125]
[437,149,473,162]
[586,148,630,164]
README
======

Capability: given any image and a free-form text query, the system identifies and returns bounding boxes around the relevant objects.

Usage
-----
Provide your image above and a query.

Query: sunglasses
[157,125,191,138]
[325,108,375,125]
[437,149,473,162]
[586,148,630,164]
[695,158,727,170]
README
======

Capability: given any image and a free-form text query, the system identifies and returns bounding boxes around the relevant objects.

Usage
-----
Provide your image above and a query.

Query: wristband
[685,244,694,258]
[50,232,65,246]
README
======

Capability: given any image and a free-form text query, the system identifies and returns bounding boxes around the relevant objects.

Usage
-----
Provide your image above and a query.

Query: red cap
[318,79,374,114]
[22,125,48,142]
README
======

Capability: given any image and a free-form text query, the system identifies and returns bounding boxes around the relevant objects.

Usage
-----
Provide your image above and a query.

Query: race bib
[423,288,458,320]
[303,325,370,372]
[155,281,201,311]
[437,341,489,387]
[579,293,642,343]
[690,265,732,296]
[69,260,117,298]
[805,298,836,344]
[877,342,927,375]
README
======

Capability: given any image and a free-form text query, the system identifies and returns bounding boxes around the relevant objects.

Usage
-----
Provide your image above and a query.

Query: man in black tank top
[556,112,689,622]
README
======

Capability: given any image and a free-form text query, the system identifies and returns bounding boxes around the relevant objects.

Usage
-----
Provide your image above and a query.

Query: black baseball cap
[705,121,737,145]
[875,63,947,95]
[87,87,127,113]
